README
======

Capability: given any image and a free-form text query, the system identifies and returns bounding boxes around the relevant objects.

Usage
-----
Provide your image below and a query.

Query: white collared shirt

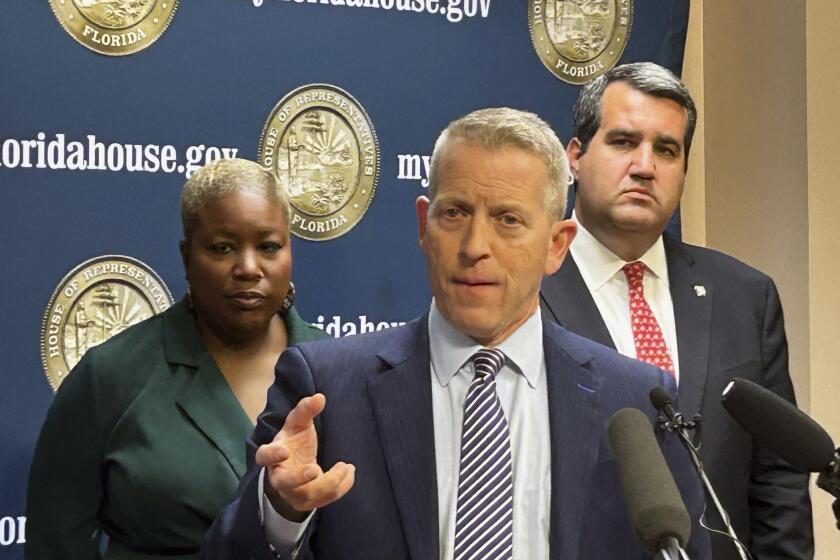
[429,301,551,560]
[570,213,680,382]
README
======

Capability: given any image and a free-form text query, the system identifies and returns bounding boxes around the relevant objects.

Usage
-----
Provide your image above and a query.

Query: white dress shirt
[429,301,551,560]
[260,301,553,559]
[570,213,680,382]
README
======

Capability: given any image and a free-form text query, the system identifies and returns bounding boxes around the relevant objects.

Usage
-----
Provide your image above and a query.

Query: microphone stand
[653,536,691,560]
[658,411,750,560]
[816,449,840,530]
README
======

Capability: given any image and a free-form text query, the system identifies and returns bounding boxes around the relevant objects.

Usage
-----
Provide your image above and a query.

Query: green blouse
[26,298,327,559]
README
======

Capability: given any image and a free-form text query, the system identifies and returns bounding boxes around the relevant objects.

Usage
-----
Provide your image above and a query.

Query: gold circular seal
[48,0,179,56]
[40,255,174,391]
[258,84,380,241]
[528,0,633,85]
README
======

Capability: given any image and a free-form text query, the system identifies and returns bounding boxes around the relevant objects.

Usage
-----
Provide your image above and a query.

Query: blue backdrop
[0,0,688,554]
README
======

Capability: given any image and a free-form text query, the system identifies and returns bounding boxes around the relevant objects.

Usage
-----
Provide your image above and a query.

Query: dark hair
[573,62,697,169]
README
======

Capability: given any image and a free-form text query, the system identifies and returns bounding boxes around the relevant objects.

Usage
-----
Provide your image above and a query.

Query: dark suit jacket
[203,314,712,559]
[540,235,814,559]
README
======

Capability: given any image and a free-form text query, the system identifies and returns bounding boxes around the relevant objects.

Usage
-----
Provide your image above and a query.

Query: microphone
[721,377,835,472]
[650,387,701,445]
[650,386,678,418]
[721,377,840,530]
[650,388,750,559]
[608,408,691,558]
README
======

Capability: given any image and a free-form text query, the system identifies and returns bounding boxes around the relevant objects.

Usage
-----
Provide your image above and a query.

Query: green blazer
[25,298,327,560]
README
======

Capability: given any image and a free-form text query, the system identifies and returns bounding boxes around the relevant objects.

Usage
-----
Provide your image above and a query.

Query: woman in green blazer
[26,158,327,559]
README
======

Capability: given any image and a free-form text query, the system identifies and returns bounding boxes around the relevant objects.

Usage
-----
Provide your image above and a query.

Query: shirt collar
[570,211,669,289]
[428,299,544,389]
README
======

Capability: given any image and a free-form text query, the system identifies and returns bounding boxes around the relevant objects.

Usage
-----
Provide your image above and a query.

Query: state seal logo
[40,255,174,391]
[48,0,179,56]
[258,84,380,241]
[528,0,633,84]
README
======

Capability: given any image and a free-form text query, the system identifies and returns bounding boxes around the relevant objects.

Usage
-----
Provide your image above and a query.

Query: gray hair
[180,158,290,241]
[573,62,697,169]
[429,107,569,221]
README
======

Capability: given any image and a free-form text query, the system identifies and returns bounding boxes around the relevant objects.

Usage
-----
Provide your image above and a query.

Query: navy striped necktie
[453,347,513,560]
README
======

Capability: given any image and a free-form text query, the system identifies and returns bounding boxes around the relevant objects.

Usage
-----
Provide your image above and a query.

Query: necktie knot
[622,261,647,288]
[470,348,506,381]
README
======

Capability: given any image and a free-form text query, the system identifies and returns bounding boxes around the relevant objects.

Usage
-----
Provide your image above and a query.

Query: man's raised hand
[255,393,356,521]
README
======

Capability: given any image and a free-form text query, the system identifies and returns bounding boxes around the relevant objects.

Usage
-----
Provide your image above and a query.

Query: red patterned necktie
[622,261,675,375]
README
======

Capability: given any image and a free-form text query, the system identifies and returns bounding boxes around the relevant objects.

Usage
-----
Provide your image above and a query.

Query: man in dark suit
[540,62,813,559]
[203,108,711,559]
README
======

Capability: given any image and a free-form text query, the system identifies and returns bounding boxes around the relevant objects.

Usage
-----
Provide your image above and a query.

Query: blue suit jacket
[203,315,711,559]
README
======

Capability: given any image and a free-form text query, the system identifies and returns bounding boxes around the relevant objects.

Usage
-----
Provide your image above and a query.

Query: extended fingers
[281,393,326,433]
[255,440,290,467]
[271,462,322,491]
[281,461,356,511]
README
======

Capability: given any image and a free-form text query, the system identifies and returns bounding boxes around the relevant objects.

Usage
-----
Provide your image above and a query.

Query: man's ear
[566,137,584,181]
[545,219,577,276]
[416,196,430,253]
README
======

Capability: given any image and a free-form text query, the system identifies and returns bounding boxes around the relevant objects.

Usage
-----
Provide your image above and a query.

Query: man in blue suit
[203,108,711,559]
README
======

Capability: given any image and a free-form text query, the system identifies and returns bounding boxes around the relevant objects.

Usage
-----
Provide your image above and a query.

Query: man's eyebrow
[604,128,641,141]
[433,195,471,209]
[604,129,683,151]
[489,200,530,215]
[654,134,683,151]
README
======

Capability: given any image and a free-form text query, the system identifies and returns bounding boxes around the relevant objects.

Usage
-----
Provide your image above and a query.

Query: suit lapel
[163,300,252,479]
[175,353,252,479]
[543,324,602,560]
[367,317,438,560]
[665,236,712,418]
[541,255,615,349]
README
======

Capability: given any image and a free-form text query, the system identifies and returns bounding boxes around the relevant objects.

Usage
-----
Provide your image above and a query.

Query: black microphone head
[650,386,675,413]
[608,408,691,553]
[721,377,835,472]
